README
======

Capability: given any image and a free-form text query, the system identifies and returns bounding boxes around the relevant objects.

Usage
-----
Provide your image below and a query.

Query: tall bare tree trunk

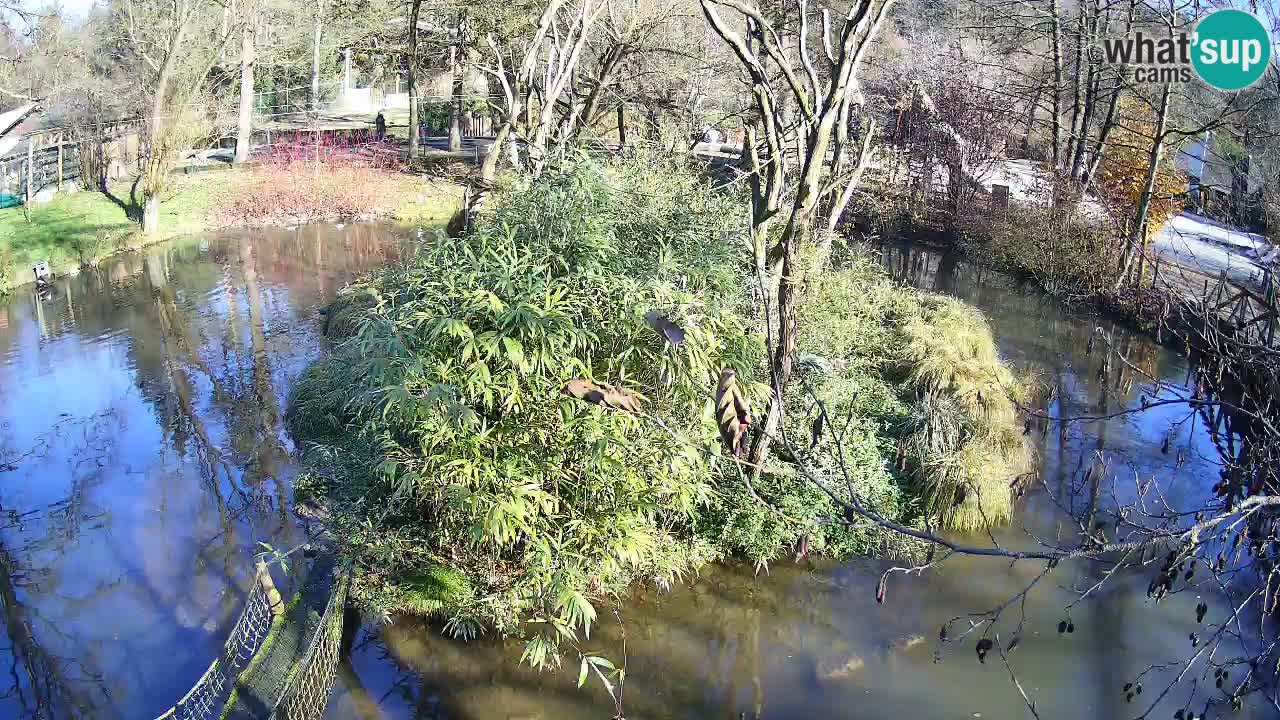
[479,121,511,183]
[141,20,189,236]
[1064,6,1085,175]
[1116,82,1171,290]
[310,0,323,111]
[1081,0,1136,195]
[407,0,423,160]
[235,3,256,164]
[1049,0,1064,174]
[448,18,463,152]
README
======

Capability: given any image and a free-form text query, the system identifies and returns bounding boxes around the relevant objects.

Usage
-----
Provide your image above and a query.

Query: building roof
[0,104,40,158]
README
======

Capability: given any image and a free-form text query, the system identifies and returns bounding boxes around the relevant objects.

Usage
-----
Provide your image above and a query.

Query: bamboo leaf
[502,336,526,371]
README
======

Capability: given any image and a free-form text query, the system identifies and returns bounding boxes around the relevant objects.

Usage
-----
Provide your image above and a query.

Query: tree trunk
[823,118,876,236]
[407,0,423,160]
[235,6,256,164]
[310,0,323,111]
[143,195,160,235]
[447,69,463,152]
[526,0,598,176]
[1049,0,1064,174]
[747,86,850,471]
[1069,61,1099,183]
[1081,0,1135,195]
[479,121,512,184]
[140,16,190,237]
[1116,83,1171,290]
[447,20,463,152]
[1064,6,1085,175]
[617,105,625,146]
[1021,84,1041,158]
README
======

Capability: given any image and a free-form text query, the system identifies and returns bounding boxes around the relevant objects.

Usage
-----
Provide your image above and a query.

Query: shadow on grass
[101,180,143,223]
[2,198,136,273]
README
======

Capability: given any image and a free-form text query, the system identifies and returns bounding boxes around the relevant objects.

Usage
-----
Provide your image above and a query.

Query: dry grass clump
[895,296,1033,532]
[215,164,417,226]
[797,256,1034,533]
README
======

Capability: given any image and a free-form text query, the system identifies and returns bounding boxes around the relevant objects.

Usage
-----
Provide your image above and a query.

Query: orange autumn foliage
[1095,99,1187,244]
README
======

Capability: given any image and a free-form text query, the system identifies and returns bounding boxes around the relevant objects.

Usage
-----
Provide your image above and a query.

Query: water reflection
[0,224,413,719]
[333,240,1248,720]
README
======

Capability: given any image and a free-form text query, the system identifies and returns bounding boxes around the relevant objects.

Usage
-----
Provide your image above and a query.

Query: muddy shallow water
[0,229,1260,719]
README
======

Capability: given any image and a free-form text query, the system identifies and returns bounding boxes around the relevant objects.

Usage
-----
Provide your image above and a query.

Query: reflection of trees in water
[335,562,912,720]
[0,415,120,718]
[0,224,409,717]
[0,540,108,717]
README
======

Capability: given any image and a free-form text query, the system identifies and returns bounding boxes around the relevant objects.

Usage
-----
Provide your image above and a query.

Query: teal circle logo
[1192,9,1272,91]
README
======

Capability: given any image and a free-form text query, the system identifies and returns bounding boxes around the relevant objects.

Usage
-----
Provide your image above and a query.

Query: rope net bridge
[151,556,351,720]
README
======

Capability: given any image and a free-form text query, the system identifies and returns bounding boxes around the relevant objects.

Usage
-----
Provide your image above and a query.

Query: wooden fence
[0,122,142,202]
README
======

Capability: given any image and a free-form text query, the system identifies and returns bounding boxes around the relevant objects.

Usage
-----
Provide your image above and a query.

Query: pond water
[0,229,1252,719]
[329,241,1246,720]
[0,224,414,719]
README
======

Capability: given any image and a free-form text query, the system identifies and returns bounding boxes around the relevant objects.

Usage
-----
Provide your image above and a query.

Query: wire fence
[152,562,284,720]
[268,568,350,720]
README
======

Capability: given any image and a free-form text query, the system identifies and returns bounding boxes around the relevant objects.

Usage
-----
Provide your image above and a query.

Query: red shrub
[216,133,415,226]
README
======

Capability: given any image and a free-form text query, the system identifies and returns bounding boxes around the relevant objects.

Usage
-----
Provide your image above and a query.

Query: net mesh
[154,565,279,720]
[269,570,350,720]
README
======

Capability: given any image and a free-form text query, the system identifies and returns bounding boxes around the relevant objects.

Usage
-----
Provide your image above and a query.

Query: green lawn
[0,167,461,292]
[0,172,232,290]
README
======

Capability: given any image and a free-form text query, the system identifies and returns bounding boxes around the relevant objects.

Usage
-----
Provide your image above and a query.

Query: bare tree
[235,0,259,163]
[117,0,234,234]
[699,0,891,470]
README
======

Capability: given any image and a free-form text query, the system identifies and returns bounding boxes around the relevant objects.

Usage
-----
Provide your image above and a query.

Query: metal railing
[268,569,350,720]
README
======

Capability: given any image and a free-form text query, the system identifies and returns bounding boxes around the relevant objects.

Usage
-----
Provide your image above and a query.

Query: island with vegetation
[286,154,1033,664]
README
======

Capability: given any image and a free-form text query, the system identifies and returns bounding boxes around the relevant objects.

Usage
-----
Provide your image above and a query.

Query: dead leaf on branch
[715,369,752,457]
[563,378,642,414]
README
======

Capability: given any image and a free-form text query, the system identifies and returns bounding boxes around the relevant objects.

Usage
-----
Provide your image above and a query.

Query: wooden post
[256,559,285,616]
[1151,256,1161,290]
[57,143,63,192]
[25,139,34,205]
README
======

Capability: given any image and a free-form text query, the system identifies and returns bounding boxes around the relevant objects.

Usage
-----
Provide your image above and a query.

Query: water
[0,230,1255,719]
[329,241,1255,720]
[0,224,413,719]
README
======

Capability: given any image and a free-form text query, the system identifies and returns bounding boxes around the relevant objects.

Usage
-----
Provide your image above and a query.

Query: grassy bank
[0,166,460,293]
[286,155,1032,666]
[794,257,1032,533]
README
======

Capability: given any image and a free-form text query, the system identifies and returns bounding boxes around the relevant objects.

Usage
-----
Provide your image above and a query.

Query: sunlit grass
[0,167,461,292]
[797,254,1034,533]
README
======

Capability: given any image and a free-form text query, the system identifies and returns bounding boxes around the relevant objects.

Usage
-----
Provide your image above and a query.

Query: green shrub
[968,206,1117,294]
[289,154,763,665]
[289,154,1033,670]
[0,245,12,295]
